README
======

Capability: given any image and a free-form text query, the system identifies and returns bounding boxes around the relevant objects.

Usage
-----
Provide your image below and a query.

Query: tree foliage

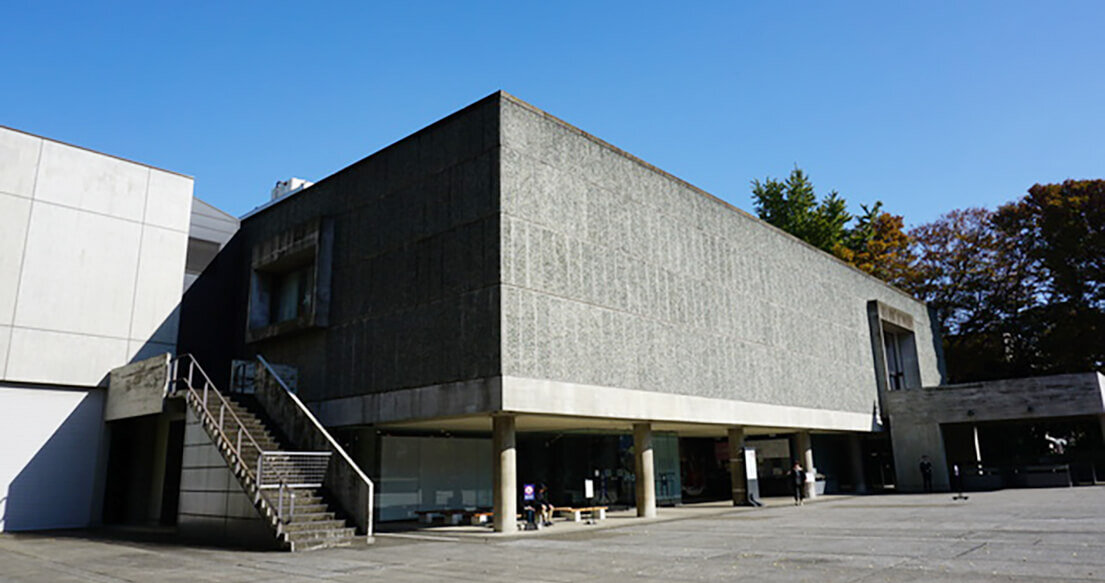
[751,168,915,285]
[754,170,1105,382]
[835,202,915,288]
[907,180,1105,381]
[751,168,850,253]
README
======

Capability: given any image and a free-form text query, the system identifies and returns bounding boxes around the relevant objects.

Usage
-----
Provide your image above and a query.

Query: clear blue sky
[4,1,1103,226]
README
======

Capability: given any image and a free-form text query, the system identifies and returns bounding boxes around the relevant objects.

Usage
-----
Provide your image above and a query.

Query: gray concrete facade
[498,96,942,415]
[195,92,943,435]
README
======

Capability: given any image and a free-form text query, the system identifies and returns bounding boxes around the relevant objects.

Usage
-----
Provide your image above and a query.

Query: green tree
[752,168,916,286]
[751,168,850,252]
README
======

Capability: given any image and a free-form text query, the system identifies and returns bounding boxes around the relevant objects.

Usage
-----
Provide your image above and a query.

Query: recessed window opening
[884,331,906,390]
[269,265,314,324]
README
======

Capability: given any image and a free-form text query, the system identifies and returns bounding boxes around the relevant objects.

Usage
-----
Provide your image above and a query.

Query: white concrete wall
[0,385,105,531]
[0,126,193,386]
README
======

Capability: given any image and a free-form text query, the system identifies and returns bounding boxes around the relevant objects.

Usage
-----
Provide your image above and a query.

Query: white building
[0,126,236,532]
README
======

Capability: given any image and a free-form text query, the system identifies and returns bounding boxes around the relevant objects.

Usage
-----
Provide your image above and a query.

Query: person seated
[537,483,554,526]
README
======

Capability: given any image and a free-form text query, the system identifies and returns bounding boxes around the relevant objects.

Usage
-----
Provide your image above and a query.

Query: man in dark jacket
[919,455,934,492]
[789,461,806,506]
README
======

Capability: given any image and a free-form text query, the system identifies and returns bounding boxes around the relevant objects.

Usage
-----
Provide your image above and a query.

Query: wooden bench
[553,506,607,522]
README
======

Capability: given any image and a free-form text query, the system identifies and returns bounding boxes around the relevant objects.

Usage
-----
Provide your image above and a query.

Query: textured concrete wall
[498,96,942,415]
[0,126,193,386]
[105,353,170,421]
[191,96,502,401]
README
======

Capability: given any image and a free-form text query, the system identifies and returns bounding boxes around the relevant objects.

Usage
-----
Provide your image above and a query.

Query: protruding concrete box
[106,354,171,421]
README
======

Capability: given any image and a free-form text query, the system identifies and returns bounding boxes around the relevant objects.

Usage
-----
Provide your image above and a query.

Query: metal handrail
[173,354,330,530]
[257,355,375,538]
[174,354,265,476]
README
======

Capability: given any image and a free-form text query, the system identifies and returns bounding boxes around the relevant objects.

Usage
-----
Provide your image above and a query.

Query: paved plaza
[4,487,1105,582]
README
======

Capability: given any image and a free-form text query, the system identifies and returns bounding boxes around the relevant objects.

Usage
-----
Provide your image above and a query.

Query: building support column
[848,433,868,494]
[796,430,817,499]
[634,422,656,518]
[727,426,748,505]
[147,414,171,523]
[492,414,516,533]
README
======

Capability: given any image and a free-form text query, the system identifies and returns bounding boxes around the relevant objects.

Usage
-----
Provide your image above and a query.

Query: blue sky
[3,2,1103,226]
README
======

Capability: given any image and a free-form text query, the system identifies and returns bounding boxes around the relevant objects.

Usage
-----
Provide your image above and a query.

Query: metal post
[290,491,296,519]
[237,428,243,457]
[218,404,225,433]
[278,484,285,519]
[257,455,264,485]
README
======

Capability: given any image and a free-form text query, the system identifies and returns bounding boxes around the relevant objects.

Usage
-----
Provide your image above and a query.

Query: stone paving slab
[3,488,1105,582]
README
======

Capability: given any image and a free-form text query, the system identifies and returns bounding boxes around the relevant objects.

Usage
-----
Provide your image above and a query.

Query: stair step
[287,511,337,522]
[289,503,329,514]
[282,519,346,533]
[286,527,358,551]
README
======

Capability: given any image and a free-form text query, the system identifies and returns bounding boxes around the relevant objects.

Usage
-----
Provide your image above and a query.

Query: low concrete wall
[886,373,1105,492]
[254,361,372,535]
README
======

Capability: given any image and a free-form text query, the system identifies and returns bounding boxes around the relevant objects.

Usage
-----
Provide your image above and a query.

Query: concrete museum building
[5,92,1103,548]
[177,91,944,534]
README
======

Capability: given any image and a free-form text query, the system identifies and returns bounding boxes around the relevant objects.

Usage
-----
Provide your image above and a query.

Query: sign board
[744,448,758,481]
[523,483,535,501]
[584,478,594,499]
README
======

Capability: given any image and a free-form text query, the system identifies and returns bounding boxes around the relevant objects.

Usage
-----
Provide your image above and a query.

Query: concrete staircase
[176,354,363,552]
[216,396,359,551]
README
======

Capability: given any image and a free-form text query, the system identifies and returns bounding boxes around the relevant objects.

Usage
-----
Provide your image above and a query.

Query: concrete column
[848,434,867,494]
[147,414,171,524]
[492,414,516,533]
[796,430,817,499]
[633,422,656,518]
[727,426,747,505]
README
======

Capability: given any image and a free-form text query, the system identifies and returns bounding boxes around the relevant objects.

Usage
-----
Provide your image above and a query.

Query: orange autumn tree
[833,202,916,288]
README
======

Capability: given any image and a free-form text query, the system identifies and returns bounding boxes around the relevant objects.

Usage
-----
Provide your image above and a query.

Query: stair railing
[256,355,375,539]
[172,354,330,532]
[173,354,266,474]
[257,451,332,522]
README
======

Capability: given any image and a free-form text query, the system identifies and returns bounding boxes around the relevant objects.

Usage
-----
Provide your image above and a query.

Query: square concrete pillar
[796,430,817,499]
[727,426,748,505]
[848,434,868,494]
[633,422,656,518]
[492,414,516,533]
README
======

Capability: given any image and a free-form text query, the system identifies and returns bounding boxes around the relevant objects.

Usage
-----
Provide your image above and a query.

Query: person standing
[789,461,806,506]
[919,455,934,492]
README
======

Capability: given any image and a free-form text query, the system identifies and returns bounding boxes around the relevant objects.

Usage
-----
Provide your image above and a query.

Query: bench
[469,511,494,525]
[553,506,607,522]
[413,508,474,525]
